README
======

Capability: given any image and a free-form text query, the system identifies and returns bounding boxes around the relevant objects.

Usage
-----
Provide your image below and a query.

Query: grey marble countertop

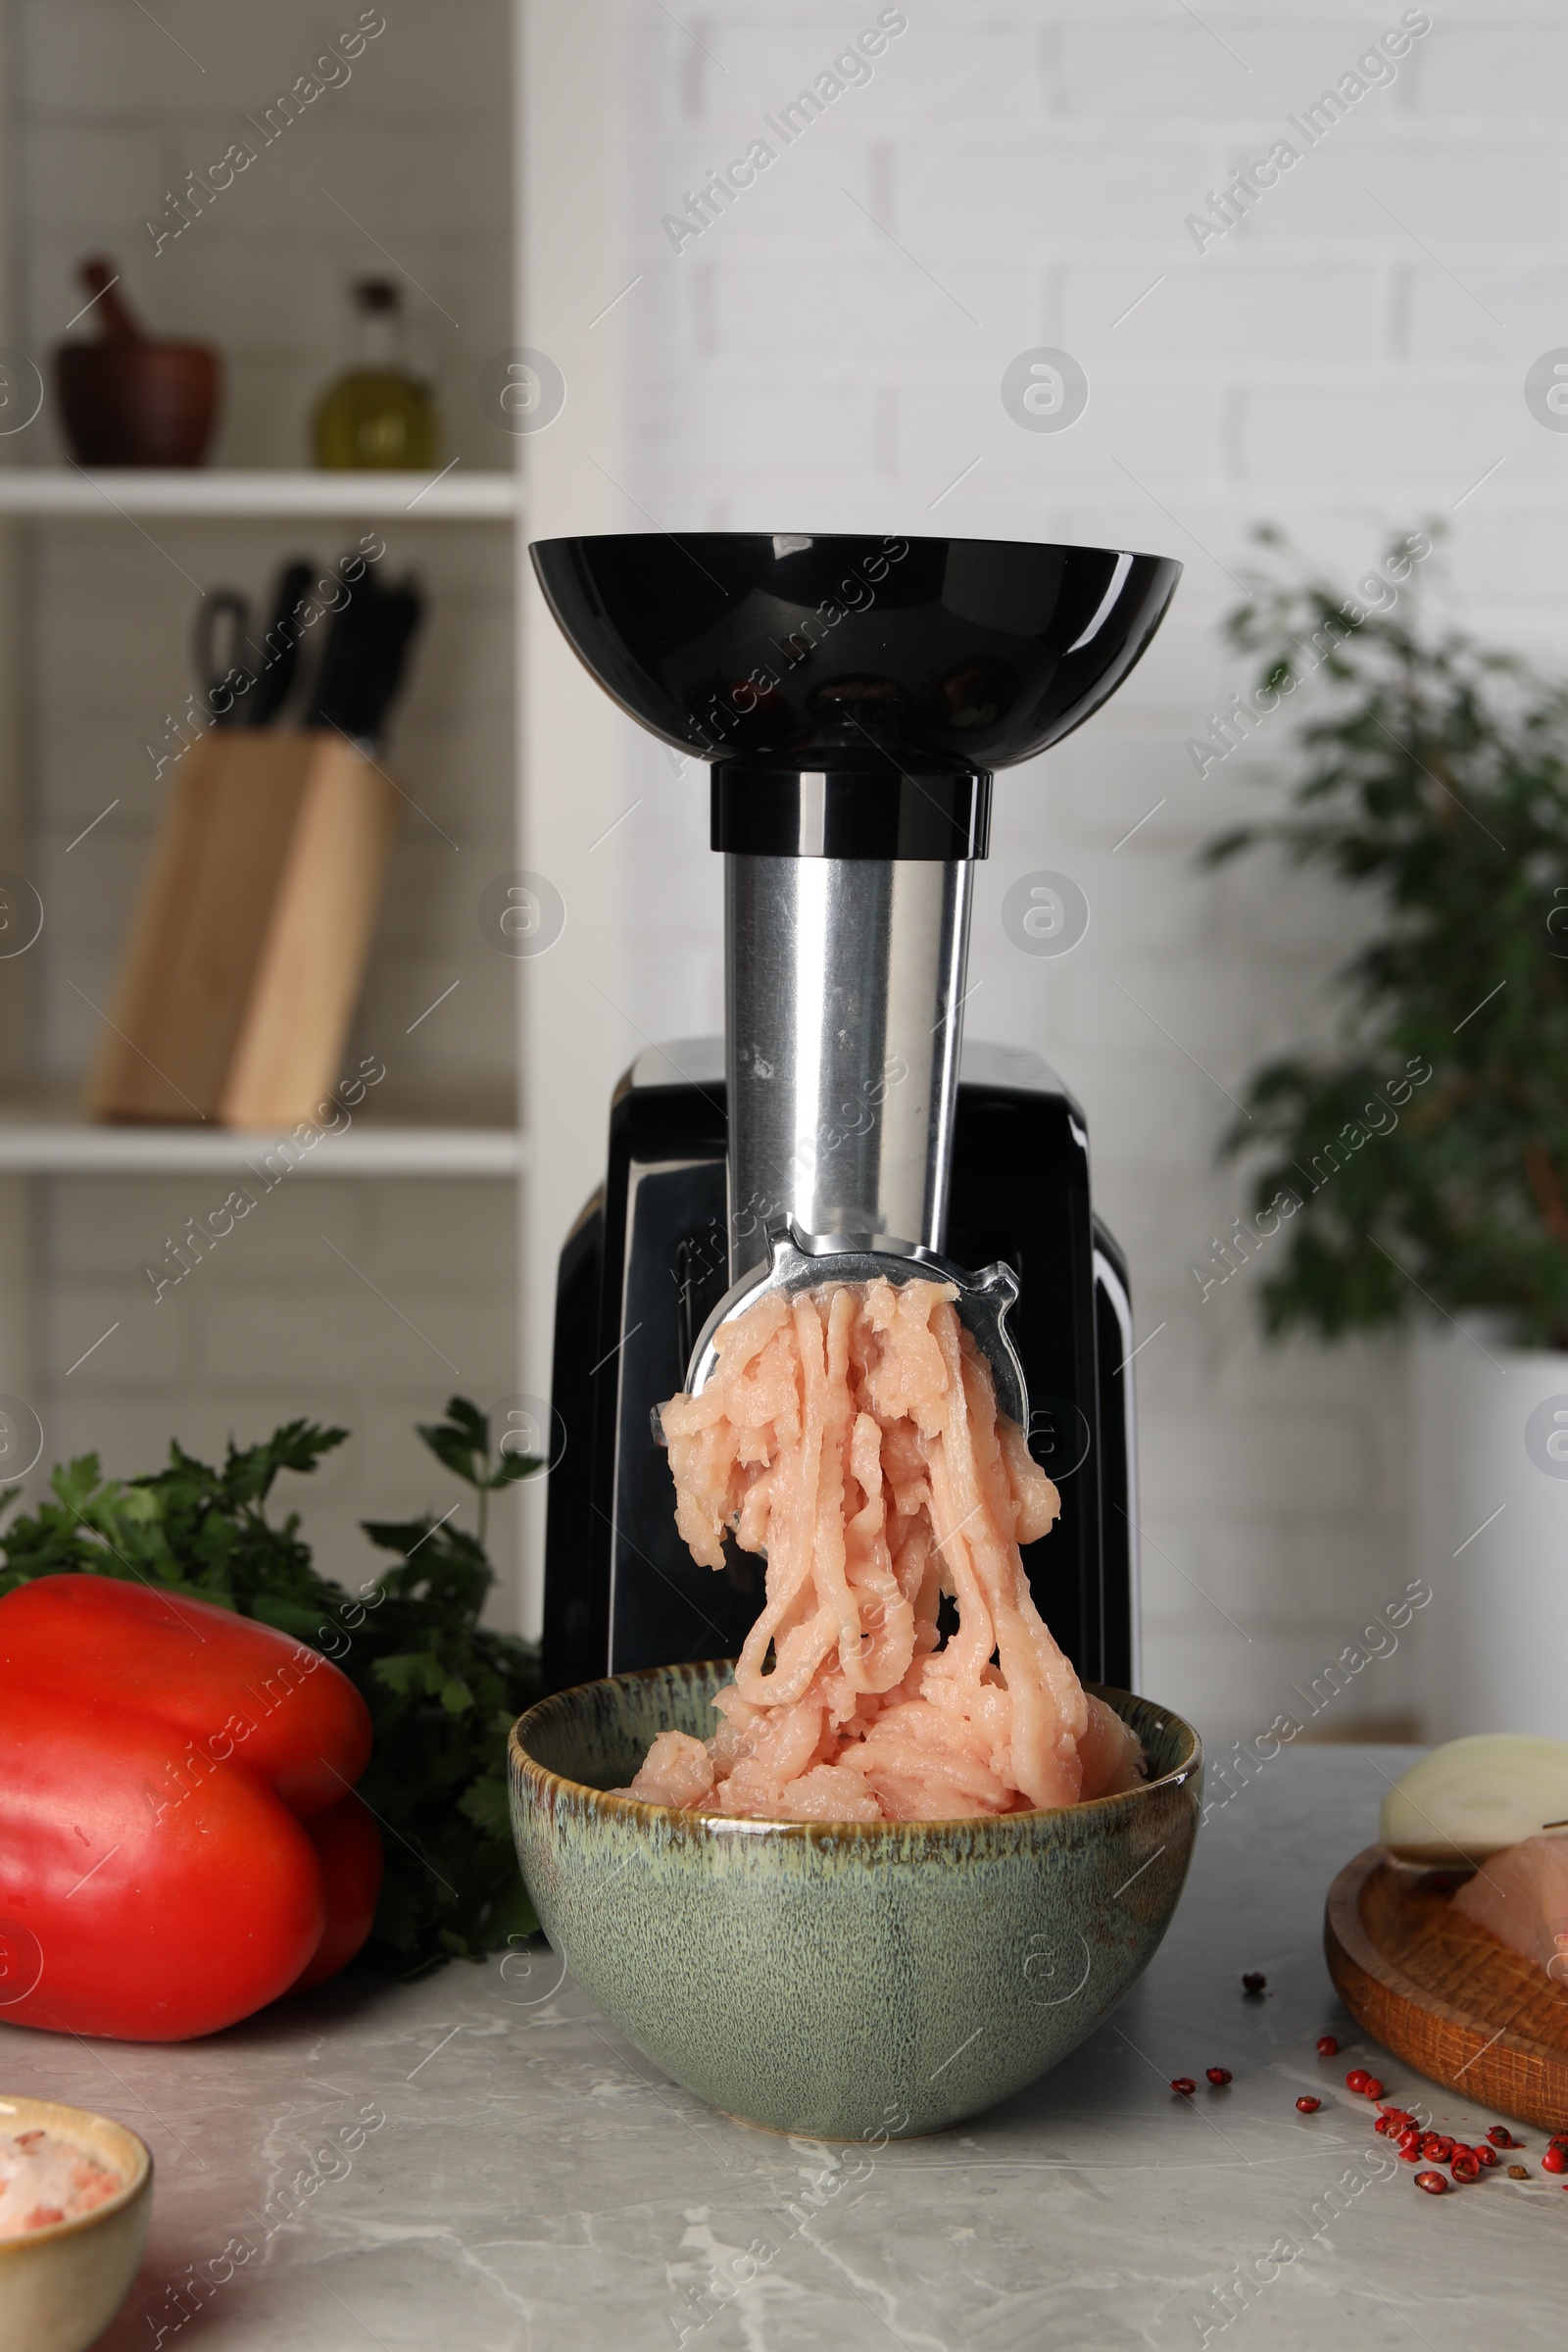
[3,1746,1561,2351]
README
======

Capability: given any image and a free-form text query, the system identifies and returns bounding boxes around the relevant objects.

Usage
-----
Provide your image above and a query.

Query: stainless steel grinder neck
[713,762,991,1288]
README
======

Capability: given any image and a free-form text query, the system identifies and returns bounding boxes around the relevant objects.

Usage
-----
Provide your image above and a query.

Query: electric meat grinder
[530,531,1180,1699]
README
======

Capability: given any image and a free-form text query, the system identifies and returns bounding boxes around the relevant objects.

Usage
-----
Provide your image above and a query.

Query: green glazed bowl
[510,1662,1200,2138]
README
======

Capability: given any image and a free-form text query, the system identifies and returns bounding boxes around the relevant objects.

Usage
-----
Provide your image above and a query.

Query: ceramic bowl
[0,2095,152,2351]
[510,1662,1201,2137]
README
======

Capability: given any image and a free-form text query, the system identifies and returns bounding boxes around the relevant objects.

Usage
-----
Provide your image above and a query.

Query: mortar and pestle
[55,259,220,466]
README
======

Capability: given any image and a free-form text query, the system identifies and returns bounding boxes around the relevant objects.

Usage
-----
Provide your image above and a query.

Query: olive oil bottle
[312,278,438,470]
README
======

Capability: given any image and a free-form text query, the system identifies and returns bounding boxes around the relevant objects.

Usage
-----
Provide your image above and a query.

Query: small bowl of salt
[0,2096,152,2351]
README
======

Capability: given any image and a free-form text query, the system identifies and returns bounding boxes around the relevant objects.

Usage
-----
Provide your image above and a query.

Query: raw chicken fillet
[617,1278,1144,1822]
[1452,1830,1568,1977]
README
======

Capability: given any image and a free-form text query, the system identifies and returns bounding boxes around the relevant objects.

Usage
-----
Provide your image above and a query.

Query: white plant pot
[1413,1322,1568,1740]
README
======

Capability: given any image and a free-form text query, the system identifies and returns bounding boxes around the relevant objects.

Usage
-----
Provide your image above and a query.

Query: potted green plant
[1201,526,1568,1742]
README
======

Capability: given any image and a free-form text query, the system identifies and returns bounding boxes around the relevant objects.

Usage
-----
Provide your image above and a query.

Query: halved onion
[1380,1734,1568,1866]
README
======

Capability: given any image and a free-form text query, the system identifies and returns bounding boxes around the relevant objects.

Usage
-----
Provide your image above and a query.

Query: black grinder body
[527,529,1179,1702]
[542,1041,1140,1697]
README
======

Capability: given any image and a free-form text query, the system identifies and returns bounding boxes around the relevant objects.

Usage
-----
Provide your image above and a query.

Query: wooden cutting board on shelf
[88,730,400,1130]
[1325,1845,1568,2129]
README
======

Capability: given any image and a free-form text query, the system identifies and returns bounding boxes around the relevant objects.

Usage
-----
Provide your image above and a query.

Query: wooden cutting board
[1325,1845,1568,2129]
[88,730,400,1129]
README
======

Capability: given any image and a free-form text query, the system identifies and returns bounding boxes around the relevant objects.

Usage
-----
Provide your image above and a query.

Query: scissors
[192,562,316,729]
[193,589,257,727]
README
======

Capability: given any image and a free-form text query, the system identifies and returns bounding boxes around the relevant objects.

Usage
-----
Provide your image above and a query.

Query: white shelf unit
[0,0,624,1628]
[0,469,524,521]
[0,467,524,1178]
[0,1099,528,1178]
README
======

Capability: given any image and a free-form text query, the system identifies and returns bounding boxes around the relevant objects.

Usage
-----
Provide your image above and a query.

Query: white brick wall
[37,1170,519,1588]
[598,0,1560,1741]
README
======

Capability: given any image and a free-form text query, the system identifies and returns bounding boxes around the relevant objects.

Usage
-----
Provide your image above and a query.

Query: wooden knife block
[88,730,401,1128]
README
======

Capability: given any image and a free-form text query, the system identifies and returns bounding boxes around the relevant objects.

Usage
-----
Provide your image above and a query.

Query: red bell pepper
[0,1575,381,2040]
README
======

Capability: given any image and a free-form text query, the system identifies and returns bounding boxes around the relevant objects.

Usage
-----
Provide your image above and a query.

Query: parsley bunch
[0,1400,543,1977]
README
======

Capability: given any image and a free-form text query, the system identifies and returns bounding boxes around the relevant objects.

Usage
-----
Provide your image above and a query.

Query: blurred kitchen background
[0,0,1553,1746]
